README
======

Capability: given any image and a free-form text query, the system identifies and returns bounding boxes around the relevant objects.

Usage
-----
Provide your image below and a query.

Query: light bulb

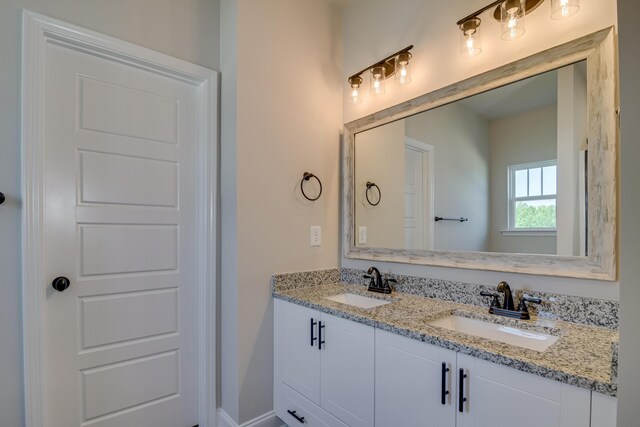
[551,0,580,19]
[501,0,526,41]
[348,76,363,104]
[459,18,482,57]
[395,52,412,86]
[370,66,386,95]
[351,87,361,104]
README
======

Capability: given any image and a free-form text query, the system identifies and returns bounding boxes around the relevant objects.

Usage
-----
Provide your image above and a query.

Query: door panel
[78,75,178,144]
[81,350,179,420]
[43,37,199,427]
[79,225,178,275]
[78,151,178,207]
[79,288,178,349]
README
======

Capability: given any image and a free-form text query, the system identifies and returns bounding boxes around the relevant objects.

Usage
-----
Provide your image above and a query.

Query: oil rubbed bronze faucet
[497,281,515,311]
[480,281,542,320]
[363,267,394,294]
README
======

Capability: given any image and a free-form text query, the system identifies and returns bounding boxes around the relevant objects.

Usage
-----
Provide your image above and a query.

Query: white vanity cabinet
[374,330,592,427]
[276,299,611,427]
[274,299,374,427]
[375,329,457,427]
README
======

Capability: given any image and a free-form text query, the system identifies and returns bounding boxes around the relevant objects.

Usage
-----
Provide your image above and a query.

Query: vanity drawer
[277,382,349,427]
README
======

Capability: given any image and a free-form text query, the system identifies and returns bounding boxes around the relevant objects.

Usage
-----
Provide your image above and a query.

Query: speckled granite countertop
[274,282,619,396]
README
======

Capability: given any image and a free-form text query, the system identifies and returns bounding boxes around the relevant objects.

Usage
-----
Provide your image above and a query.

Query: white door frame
[21,11,218,427]
[404,137,435,250]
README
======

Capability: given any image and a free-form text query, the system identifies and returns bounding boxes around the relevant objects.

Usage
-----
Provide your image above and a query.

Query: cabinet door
[375,329,457,427]
[275,299,321,404]
[456,353,590,427]
[320,312,375,427]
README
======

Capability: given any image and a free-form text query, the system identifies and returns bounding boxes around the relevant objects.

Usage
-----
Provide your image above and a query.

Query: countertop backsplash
[340,268,619,329]
[272,268,340,292]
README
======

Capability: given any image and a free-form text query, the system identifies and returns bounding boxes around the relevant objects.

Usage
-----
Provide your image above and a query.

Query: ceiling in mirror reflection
[354,61,587,257]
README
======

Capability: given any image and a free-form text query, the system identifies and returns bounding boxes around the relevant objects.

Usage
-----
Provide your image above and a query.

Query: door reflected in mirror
[354,61,587,256]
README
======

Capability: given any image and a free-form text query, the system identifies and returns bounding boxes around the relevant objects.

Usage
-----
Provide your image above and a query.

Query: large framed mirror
[343,27,617,280]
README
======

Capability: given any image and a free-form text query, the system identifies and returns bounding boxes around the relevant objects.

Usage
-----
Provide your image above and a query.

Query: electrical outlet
[310,226,321,247]
[358,226,367,245]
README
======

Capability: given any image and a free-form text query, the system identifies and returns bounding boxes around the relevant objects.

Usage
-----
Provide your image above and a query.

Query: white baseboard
[217,408,285,427]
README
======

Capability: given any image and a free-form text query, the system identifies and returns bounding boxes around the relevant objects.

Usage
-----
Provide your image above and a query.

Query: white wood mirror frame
[343,27,618,280]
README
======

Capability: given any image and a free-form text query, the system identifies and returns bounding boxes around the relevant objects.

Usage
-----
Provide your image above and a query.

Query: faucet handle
[517,295,542,313]
[480,291,501,308]
[522,296,542,304]
[363,274,375,287]
[382,277,396,293]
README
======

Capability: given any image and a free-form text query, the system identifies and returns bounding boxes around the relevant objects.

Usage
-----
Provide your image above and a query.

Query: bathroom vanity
[273,278,618,427]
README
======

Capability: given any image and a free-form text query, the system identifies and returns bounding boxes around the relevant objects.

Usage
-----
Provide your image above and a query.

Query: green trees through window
[508,160,557,230]
[514,201,557,228]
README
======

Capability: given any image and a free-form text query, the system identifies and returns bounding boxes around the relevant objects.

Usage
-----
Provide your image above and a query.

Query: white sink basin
[324,293,391,309]
[427,315,559,352]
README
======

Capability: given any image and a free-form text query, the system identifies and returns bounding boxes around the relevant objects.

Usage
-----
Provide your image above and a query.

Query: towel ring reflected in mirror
[365,181,381,206]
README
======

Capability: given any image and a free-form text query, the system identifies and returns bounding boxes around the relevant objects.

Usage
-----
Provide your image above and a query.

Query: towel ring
[365,181,381,206]
[301,172,322,201]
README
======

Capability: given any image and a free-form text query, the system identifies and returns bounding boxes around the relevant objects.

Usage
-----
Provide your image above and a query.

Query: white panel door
[375,329,456,427]
[456,354,591,427]
[404,146,423,250]
[404,138,434,250]
[42,37,200,427]
[320,313,375,427]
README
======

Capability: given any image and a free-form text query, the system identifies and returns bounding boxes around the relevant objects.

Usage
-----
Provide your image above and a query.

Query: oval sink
[324,293,391,309]
[427,315,559,352]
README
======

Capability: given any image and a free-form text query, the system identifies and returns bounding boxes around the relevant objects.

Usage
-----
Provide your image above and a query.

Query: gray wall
[0,1,220,426]
[488,105,557,254]
[355,120,406,249]
[405,104,490,252]
[219,0,343,424]
[617,0,640,424]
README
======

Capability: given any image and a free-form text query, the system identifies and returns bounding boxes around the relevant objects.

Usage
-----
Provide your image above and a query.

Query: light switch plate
[358,226,367,244]
[310,226,321,246]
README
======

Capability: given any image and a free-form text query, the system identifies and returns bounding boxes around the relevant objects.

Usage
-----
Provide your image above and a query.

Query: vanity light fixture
[457,0,579,56]
[551,0,580,19]
[460,18,482,57]
[370,65,386,95]
[348,76,363,104]
[395,51,412,86]
[346,45,413,103]
[501,0,526,41]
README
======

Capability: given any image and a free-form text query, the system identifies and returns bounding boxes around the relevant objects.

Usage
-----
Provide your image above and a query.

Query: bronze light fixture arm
[347,45,414,82]
[457,0,546,25]
[456,0,505,25]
